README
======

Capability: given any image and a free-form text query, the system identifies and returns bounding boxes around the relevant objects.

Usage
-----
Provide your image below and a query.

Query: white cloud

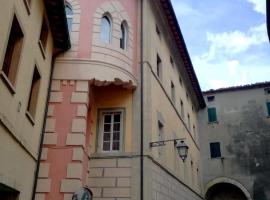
[209,80,229,89]
[246,0,266,15]
[228,60,239,76]
[171,0,201,17]
[202,23,267,61]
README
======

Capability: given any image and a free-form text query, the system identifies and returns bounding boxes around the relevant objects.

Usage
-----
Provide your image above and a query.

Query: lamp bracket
[150,138,186,147]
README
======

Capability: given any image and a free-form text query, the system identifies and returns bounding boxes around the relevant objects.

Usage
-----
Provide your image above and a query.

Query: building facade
[36,0,206,199]
[198,82,270,200]
[0,0,70,199]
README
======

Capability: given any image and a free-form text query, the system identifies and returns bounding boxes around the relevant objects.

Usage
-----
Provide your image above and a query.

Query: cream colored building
[0,0,70,199]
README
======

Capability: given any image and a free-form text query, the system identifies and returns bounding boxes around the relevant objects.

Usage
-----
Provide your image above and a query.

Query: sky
[171,0,270,91]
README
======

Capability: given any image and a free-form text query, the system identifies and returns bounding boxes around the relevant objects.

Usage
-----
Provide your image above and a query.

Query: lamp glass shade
[176,141,189,161]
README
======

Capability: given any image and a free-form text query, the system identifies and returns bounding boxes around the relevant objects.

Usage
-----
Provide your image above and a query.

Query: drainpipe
[31,50,64,200]
[140,0,144,200]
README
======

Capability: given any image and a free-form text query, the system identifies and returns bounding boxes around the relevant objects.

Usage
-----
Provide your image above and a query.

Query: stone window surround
[96,108,125,153]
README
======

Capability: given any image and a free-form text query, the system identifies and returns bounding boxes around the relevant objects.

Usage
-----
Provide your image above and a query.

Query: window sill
[208,121,219,124]
[23,0,31,15]
[0,71,16,94]
[210,156,224,160]
[25,111,35,126]
[38,40,46,59]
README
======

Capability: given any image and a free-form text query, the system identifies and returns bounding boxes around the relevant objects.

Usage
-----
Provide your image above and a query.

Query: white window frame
[98,109,124,152]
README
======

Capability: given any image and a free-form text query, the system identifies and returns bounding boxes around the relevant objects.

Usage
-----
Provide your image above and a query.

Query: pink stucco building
[36,0,206,200]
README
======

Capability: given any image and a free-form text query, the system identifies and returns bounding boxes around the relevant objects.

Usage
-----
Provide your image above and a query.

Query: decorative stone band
[53,59,137,89]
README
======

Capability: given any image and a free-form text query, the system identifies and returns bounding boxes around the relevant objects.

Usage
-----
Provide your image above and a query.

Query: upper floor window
[65,2,73,33]
[156,24,161,38]
[266,102,270,116]
[179,75,183,86]
[180,99,184,119]
[99,110,123,152]
[38,16,49,58]
[101,15,111,44]
[210,142,221,158]
[208,107,217,123]
[157,54,162,80]
[207,95,215,102]
[187,114,191,130]
[120,21,128,49]
[158,120,164,157]
[1,14,24,91]
[170,56,174,68]
[26,66,41,122]
[171,81,175,104]
[265,88,270,95]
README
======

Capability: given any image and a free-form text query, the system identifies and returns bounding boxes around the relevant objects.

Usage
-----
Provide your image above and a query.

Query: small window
[187,114,191,130]
[27,66,41,120]
[0,183,19,200]
[207,96,215,102]
[156,24,161,37]
[208,107,217,123]
[186,92,189,101]
[170,56,174,67]
[179,75,183,86]
[267,102,270,116]
[39,16,49,58]
[191,160,194,185]
[157,54,162,79]
[65,2,73,33]
[120,21,128,49]
[1,14,24,89]
[180,99,184,119]
[193,125,196,137]
[265,88,270,95]
[100,15,111,44]
[99,110,123,152]
[210,142,221,158]
[158,120,164,157]
[171,81,175,104]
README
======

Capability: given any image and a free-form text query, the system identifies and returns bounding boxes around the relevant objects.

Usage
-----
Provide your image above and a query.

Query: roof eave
[159,0,206,108]
[44,0,71,51]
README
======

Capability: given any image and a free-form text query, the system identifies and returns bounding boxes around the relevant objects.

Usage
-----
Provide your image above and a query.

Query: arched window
[101,15,111,44]
[120,22,128,49]
[65,2,73,33]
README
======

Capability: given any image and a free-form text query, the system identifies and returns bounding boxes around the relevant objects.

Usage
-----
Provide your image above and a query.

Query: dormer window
[120,21,128,49]
[101,15,111,44]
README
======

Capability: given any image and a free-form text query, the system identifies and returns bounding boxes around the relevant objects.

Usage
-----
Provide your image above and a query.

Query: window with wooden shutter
[208,107,217,123]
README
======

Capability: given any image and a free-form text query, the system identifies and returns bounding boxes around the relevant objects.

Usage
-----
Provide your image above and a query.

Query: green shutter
[267,102,270,116]
[208,107,217,122]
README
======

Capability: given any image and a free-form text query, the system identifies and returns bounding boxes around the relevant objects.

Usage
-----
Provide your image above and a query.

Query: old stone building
[0,0,70,199]
[198,82,270,200]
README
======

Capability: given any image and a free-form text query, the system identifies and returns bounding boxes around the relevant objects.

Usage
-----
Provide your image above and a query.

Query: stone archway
[204,177,252,200]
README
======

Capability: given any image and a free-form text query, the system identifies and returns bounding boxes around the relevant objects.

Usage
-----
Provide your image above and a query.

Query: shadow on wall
[226,101,270,200]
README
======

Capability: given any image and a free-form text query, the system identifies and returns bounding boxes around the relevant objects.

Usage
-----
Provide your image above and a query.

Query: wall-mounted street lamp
[150,139,189,162]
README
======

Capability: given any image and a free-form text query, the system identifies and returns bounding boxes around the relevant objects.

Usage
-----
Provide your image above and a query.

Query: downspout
[31,50,64,200]
[140,0,144,200]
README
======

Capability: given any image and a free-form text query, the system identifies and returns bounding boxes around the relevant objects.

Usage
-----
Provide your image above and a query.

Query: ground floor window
[98,109,124,152]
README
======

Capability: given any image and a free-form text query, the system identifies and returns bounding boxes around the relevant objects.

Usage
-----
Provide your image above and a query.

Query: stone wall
[88,157,132,200]
[151,160,203,200]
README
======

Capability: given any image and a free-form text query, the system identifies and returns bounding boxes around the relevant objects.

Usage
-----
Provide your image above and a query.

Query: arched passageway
[205,183,247,200]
